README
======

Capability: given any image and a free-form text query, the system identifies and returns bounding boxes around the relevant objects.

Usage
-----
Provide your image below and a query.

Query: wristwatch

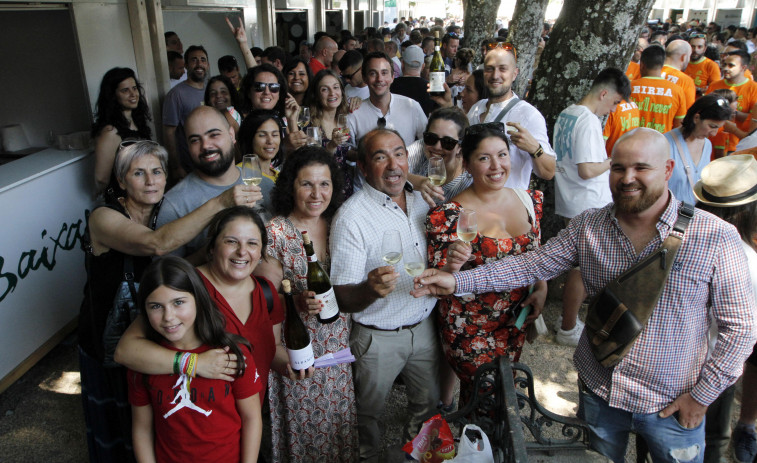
[530,145,544,158]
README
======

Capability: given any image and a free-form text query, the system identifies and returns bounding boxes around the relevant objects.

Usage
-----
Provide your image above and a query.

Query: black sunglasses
[423,132,459,150]
[464,122,505,137]
[377,117,386,129]
[252,82,281,93]
[344,66,362,81]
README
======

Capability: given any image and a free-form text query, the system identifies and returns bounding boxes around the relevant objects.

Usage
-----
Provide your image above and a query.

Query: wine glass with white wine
[428,156,447,187]
[298,107,310,131]
[242,154,262,186]
[457,209,478,244]
[381,230,403,267]
[336,114,350,146]
[403,245,426,277]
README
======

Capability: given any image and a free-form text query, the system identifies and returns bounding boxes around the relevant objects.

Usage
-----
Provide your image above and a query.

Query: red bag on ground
[402,414,456,462]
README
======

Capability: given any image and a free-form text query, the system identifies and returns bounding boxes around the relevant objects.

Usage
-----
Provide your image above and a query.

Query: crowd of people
[77,13,757,463]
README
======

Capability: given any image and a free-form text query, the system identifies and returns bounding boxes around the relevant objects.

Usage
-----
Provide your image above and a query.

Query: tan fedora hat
[693,154,757,207]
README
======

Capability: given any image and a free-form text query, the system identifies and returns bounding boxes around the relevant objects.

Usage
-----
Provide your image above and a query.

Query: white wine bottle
[282,279,314,372]
[429,31,446,97]
[302,231,340,324]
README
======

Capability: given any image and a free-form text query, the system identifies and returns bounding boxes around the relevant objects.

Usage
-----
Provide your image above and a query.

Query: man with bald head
[156,106,263,258]
[467,46,556,189]
[309,35,338,75]
[662,40,696,110]
[412,128,756,463]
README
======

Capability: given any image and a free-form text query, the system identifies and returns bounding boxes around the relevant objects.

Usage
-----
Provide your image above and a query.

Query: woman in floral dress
[426,124,548,403]
[254,145,357,462]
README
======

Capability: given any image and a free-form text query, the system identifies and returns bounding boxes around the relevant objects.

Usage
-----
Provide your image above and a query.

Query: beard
[194,146,234,177]
[487,83,512,99]
[690,52,703,62]
[189,67,207,83]
[612,181,665,214]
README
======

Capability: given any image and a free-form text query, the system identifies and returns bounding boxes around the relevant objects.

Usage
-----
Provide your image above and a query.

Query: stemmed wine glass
[242,155,262,186]
[298,107,310,131]
[457,209,478,244]
[381,230,403,266]
[403,245,426,277]
[336,114,350,146]
[428,156,447,187]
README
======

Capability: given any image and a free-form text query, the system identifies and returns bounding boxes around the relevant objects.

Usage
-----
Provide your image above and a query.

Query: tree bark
[462,0,501,68]
[507,0,549,98]
[525,0,656,241]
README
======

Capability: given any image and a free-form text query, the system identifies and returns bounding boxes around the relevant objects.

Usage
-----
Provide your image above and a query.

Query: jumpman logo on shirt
[163,374,212,419]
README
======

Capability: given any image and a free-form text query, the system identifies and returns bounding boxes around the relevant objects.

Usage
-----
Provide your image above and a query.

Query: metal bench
[442,357,592,462]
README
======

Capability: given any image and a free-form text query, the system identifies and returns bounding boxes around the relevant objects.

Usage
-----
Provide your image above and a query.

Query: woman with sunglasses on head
[407,107,471,207]
[425,123,547,405]
[92,67,153,200]
[663,94,733,204]
[204,75,243,139]
[304,69,356,198]
[80,141,255,462]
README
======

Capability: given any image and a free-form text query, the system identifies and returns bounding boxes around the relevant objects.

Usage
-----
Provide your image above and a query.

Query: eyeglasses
[252,82,281,93]
[486,42,517,58]
[464,122,505,137]
[377,117,387,129]
[344,66,362,81]
[119,139,160,149]
[423,132,460,150]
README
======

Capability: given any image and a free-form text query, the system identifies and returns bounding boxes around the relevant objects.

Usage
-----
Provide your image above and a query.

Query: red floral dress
[426,191,543,402]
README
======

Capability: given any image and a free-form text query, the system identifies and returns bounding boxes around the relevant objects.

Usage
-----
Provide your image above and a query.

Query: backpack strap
[492,96,521,123]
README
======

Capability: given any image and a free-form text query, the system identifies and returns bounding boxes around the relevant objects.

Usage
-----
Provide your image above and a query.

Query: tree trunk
[462,0,501,68]
[507,0,549,98]
[525,0,656,241]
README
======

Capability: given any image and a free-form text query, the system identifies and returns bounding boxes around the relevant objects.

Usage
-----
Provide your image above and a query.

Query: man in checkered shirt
[412,128,757,462]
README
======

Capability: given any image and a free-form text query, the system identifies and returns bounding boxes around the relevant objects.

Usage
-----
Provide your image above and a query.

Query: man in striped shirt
[412,128,756,462]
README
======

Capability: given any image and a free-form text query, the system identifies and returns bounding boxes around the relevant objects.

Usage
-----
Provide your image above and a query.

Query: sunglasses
[119,139,159,149]
[464,122,505,137]
[486,42,517,58]
[252,82,281,93]
[423,132,460,150]
[689,32,706,39]
[344,66,362,81]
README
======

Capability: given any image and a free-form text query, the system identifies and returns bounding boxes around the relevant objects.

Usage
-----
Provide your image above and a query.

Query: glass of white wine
[457,209,477,244]
[381,230,403,267]
[242,154,262,186]
[336,114,350,146]
[298,107,310,131]
[428,156,446,187]
[403,246,426,277]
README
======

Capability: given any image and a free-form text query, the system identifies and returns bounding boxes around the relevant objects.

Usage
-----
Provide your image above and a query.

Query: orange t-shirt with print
[707,78,757,152]
[603,100,640,157]
[662,65,696,110]
[630,76,687,134]
[626,62,641,81]
[684,57,721,93]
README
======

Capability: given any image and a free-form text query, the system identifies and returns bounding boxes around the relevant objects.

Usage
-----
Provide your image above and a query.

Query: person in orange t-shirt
[661,40,696,110]
[625,38,647,81]
[707,50,757,153]
[708,88,738,159]
[626,61,641,81]
[685,34,721,96]
[630,45,687,134]
[603,99,640,156]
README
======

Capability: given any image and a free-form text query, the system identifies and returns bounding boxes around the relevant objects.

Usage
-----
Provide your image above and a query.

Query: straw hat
[693,154,757,207]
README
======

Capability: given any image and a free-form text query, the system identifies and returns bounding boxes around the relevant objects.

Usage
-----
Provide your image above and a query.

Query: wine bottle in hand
[282,279,314,373]
[429,31,446,97]
[302,231,340,324]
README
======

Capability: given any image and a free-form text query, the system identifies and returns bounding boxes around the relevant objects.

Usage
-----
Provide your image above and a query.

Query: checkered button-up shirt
[455,195,756,413]
[330,182,437,329]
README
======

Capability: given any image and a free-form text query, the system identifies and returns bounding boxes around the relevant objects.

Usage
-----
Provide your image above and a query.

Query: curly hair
[204,75,241,110]
[92,67,152,139]
[137,256,251,378]
[240,63,288,116]
[304,69,350,128]
[271,145,344,219]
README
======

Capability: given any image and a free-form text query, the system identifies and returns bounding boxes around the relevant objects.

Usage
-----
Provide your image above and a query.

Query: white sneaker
[556,319,585,347]
[554,315,563,333]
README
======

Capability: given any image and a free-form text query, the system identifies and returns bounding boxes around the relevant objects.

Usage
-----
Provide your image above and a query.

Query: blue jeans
[578,385,705,463]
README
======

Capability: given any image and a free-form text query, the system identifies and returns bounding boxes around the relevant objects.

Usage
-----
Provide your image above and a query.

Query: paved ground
[0,293,744,462]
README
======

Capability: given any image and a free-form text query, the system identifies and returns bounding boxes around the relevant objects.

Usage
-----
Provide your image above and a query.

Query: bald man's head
[610,128,673,215]
[665,40,692,71]
[185,106,236,178]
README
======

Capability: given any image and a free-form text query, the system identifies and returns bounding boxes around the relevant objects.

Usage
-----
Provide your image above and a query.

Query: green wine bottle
[302,231,340,324]
[429,30,446,97]
[282,279,314,372]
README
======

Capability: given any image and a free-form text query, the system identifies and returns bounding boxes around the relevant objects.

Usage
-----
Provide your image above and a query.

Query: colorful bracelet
[173,351,183,375]
[186,353,198,378]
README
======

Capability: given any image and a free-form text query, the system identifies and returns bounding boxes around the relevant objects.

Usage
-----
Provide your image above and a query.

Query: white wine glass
[306,126,322,146]
[381,230,403,267]
[457,209,478,244]
[428,156,447,187]
[403,246,426,277]
[336,114,350,146]
[242,154,262,186]
[298,107,310,131]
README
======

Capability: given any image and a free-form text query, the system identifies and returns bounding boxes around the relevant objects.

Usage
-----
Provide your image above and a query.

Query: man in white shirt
[552,67,629,346]
[331,128,440,462]
[466,46,556,189]
[338,50,370,100]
